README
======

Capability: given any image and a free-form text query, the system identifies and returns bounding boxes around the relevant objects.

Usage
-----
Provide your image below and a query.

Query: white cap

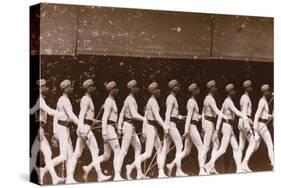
[261,84,270,92]
[206,80,216,89]
[36,79,46,86]
[225,83,235,92]
[243,80,252,88]
[60,80,71,90]
[105,81,117,91]
[82,79,94,88]
[168,79,178,89]
[127,80,137,89]
[148,82,158,93]
[188,83,198,92]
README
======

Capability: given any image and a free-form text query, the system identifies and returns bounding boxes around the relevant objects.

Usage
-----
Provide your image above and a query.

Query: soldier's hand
[182,132,189,139]
[117,128,122,136]
[92,119,101,125]
[164,127,169,138]
[248,118,253,125]
[141,133,146,143]
[212,130,219,142]
[178,115,185,120]
[51,134,59,148]
[254,130,259,141]
[102,130,108,140]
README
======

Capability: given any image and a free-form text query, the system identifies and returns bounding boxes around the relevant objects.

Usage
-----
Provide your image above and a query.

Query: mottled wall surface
[37,3,273,62]
[212,15,273,61]
[77,7,211,58]
[40,4,78,55]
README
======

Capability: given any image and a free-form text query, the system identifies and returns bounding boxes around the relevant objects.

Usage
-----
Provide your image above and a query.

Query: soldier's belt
[205,116,216,124]
[222,119,235,126]
[258,118,268,124]
[147,120,163,136]
[84,119,94,126]
[57,120,70,127]
[124,117,137,124]
[191,120,200,126]
[170,117,179,124]
[107,120,117,125]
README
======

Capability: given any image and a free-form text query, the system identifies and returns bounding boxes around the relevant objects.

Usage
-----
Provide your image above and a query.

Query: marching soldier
[67,79,111,182]
[40,80,83,184]
[118,80,145,180]
[201,80,226,174]
[181,83,205,175]
[130,82,169,179]
[30,79,65,184]
[205,84,248,174]
[253,84,274,167]
[99,81,123,181]
[237,80,256,172]
[162,80,187,177]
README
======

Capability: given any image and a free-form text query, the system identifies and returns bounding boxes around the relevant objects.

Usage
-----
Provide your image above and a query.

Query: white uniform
[181,97,204,174]
[30,96,64,184]
[206,97,246,172]
[253,97,273,166]
[118,94,144,179]
[201,94,222,169]
[132,96,167,178]
[237,93,255,171]
[41,94,80,183]
[164,94,186,176]
[99,95,122,180]
[67,94,109,182]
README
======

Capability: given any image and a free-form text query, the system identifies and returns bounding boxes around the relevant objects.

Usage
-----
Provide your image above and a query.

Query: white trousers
[237,118,255,164]
[209,123,240,169]
[254,122,274,166]
[30,127,61,183]
[119,122,142,168]
[67,124,103,180]
[99,124,121,174]
[201,120,220,165]
[181,124,204,169]
[133,123,163,174]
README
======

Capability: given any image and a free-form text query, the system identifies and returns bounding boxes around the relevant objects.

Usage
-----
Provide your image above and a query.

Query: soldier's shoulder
[167,94,175,101]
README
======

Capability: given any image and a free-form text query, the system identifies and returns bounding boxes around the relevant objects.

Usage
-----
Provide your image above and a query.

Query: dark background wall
[35,3,273,62]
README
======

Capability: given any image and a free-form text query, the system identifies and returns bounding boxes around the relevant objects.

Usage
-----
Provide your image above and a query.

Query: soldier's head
[37,79,49,96]
[206,80,217,95]
[188,83,200,97]
[106,81,119,97]
[225,83,236,97]
[168,79,180,94]
[148,82,160,98]
[261,84,272,99]
[83,79,95,95]
[243,80,253,94]
[60,79,73,95]
[127,80,139,95]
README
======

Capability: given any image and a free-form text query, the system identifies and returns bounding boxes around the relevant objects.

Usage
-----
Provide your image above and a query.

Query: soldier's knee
[143,151,152,160]
[112,143,120,151]
[102,153,110,161]
[221,147,227,154]
[60,153,67,161]
[73,151,82,159]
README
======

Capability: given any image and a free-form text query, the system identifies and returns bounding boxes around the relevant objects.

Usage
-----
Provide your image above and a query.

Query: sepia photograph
[29,3,274,185]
